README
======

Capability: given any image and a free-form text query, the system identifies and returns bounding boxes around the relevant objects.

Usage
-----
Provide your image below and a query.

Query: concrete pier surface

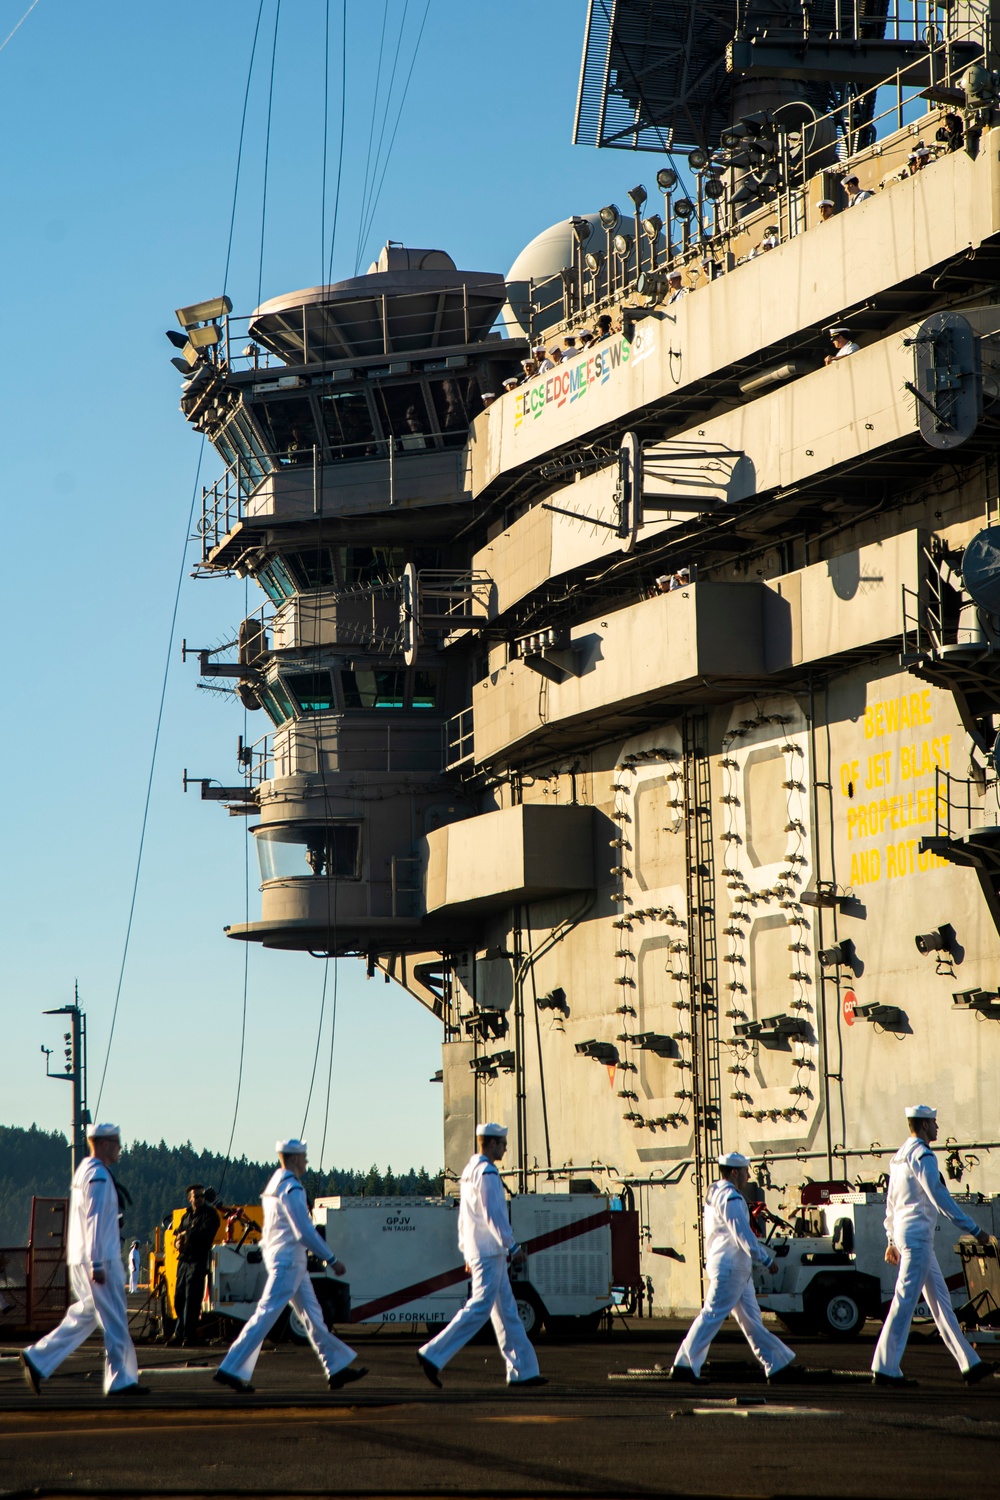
[1,1319,998,1498]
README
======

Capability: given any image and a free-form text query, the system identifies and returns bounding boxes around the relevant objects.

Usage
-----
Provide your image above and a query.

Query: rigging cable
[95,1,270,1119]
[356,0,432,269]
[0,0,41,59]
[353,0,391,275]
[257,0,283,311]
[301,958,330,1139]
[326,0,347,284]
[217,580,253,1197]
[94,443,205,1114]
[223,0,267,297]
[319,957,341,1172]
[354,0,409,271]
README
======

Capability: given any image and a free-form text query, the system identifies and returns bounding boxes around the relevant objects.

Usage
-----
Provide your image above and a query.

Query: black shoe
[767,1364,799,1385]
[417,1353,442,1389]
[20,1352,42,1396]
[872,1372,919,1388]
[107,1384,151,1397]
[329,1365,368,1391]
[963,1361,997,1385]
[508,1375,548,1388]
[213,1369,254,1394]
[667,1364,707,1384]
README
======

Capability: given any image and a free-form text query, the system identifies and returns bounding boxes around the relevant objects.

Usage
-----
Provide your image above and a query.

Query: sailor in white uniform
[21,1123,143,1397]
[214,1139,365,1394]
[872,1105,995,1386]
[127,1240,141,1294]
[417,1123,544,1388]
[669,1152,795,1384]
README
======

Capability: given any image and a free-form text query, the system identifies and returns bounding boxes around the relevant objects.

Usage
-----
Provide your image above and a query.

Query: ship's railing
[245,720,448,788]
[219,294,498,373]
[445,706,475,770]
[197,430,449,558]
[932,766,1000,839]
[901,545,976,659]
[529,9,990,345]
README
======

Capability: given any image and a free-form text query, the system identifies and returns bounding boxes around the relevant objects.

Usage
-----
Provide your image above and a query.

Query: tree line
[0,1124,443,1248]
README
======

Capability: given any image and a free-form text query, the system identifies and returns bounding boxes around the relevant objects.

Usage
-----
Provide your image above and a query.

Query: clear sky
[0,0,662,1176]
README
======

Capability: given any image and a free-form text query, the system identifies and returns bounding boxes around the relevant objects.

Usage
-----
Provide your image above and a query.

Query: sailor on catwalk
[669,1151,796,1384]
[20,1122,145,1397]
[417,1123,545,1388]
[872,1104,995,1387]
[214,1138,366,1394]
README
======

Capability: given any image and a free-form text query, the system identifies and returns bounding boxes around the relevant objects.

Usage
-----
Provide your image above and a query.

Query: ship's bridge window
[285,548,337,590]
[255,556,297,605]
[429,374,482,446]
[262,396,317,465]
[319,389,378,460]
[341,668,406,709]
[221,407,271,487]
[412,671,438,709]
[336,545,406,587]
[255,822,361,882]
[286,670,337,713]
[373,383,432,451]
[258,679,295,726]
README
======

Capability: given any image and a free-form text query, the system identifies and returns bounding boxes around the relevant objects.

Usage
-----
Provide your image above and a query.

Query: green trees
[0,1124,443,1248]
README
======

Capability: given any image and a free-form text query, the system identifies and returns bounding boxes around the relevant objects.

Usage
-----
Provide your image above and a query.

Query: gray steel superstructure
[178,3,1000,1309]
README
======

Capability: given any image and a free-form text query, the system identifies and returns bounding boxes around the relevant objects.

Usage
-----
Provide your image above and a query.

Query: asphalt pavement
[1,1317,998,1498]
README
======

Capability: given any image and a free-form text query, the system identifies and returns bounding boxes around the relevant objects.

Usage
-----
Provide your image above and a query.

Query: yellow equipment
[161,1203,262,1319]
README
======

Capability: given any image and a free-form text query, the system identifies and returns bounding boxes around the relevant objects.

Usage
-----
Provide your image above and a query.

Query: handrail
[932,765,1000,839]
[528,10,988,345]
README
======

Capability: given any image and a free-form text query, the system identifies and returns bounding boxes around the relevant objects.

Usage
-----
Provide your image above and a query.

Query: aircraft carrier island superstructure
[176,1,1000,1308]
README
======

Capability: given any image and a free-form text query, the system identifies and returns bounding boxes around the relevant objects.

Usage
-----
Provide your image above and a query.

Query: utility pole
[41,984,90,1174]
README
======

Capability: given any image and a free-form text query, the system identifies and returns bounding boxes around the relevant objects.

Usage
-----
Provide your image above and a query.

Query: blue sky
[0,0,658,1175]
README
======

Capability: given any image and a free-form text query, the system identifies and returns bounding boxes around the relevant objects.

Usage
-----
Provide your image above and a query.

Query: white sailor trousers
[219,1252,356,1384]
[872,1239,979,1377]
[418,1255,539,1383]
[675,1257,794,1378]
[26,1261,139,1394]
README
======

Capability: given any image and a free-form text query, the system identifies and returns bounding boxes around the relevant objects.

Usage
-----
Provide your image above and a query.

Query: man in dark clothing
[170,1185,220,1346]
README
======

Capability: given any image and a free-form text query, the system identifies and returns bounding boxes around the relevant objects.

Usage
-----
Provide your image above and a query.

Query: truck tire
[285,1282,345,1345]
[805,1278,866,1339]
[514,1285,545,1342]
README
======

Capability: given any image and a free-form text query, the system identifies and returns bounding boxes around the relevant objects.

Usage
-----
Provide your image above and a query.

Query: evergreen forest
[0,1124,443,1249]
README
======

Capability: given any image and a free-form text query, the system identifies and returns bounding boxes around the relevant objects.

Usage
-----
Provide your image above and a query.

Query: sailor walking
[872,1105,995,1386]
[417,1123,544,1388]
[20,1123,144,1397]
[127,1240,141,1294]
[669,1151,795,1384]
[214,1138,365,1394]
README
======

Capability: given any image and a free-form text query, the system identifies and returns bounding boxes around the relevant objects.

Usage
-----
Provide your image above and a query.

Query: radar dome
[501,213,604,340]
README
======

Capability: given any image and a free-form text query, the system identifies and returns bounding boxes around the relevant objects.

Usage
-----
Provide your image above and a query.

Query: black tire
[286,1281,345,1344]
[805,1280,866,1339]
[514,1285,545,1343]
